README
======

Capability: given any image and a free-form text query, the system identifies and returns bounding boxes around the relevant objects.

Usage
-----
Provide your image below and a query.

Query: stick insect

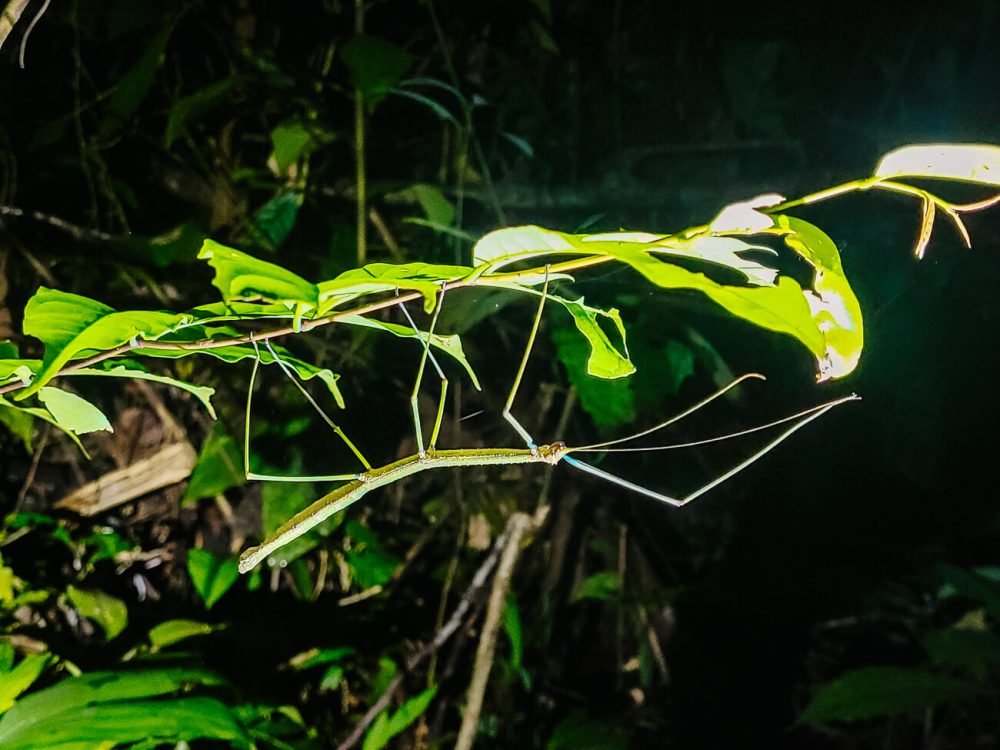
[239,275,858,574]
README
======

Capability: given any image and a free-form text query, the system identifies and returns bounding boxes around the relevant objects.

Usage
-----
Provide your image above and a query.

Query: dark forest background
[1,1,999,748]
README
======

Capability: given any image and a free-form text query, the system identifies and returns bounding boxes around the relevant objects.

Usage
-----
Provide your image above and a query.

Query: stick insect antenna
[502,266,551,453]
[398,286,449,456]
[572,372,765,452]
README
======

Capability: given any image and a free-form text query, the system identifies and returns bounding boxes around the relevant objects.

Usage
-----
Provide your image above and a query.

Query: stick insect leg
[243,334,367,482]
[562,395,856,507]
[502,267,550,453]
[398,287,449,457]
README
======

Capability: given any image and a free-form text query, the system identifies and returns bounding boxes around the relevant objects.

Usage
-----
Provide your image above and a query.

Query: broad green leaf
[182,424,245,505]
[0,397,87,454]
[37,388,112,435]
[345,520,401,589]
[271,122,315,172]
[761,216,864,380]
[340,314,481,389]
[342,36,413,112]
[0,401,34,451]
[0,667,227,742]
[317,262,471,314]
[0,358,37,385]
[553,296,633,379]
[395,183,455,226]
[552,326,635,427]
[65,586,128,640]
[148,619,224,649]
[198,240,319,321]
[362,686,437,750]
[18,287,191,399]
[572,571,621,602]
[797,667,976,725]
[164,79,239,148]
[875,144,1000,187]
[187,548,240,609]
[251,190,303,250]
[476,224,860,380]
[0,696,250,750]
[0,653,51,714]
[68,361,216,418]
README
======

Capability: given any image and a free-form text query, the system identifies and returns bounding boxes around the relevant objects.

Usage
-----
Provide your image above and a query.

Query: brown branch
[335,517,519,750]
[0,253,613,398]
[454,511,534,750]
[0,0,31,53]
[0,205,117,242]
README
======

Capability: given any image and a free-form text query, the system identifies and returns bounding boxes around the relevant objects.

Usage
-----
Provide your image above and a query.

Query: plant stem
[353,0,366,267]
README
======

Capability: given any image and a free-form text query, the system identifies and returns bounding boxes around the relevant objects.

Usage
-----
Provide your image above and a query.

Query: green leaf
[67,361,216,419]
[572,572,621,602]
[396,183,455,226]
[0,653,51,714]
[271,122,315,172]
[552,326,635,427]
[187,549,240,609]
[936,563,1000,621]
[260,482,344,567]
[17,287,191,399]
[553,295,633,379]
[65,586,128,640]
[0,402,34,452]
[362,686,437,750]
[342,36,413,112]
[0,696,250,750]
[797,667,976,725]
[251,191,303,250]
[148,619,224,649]
[340,314,481,389]
[875,144,1000,187]
[0,396,88,454]
[288,646,355,672]
[503,595,523,670]
[475,224,862,381]
[37,388,112,435]
[164,79,239,148]
[181,424,245,505]
[198,240,319,316]
[317,261,471,314]
[345,520,401,589]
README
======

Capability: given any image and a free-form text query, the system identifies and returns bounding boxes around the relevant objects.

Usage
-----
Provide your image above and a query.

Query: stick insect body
[239,275,857,574]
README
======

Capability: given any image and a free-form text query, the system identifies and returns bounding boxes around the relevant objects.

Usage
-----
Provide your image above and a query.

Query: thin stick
[399,289,449,455]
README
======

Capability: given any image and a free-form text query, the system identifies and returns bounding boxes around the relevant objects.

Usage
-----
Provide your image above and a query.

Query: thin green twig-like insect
[238,276,858,573]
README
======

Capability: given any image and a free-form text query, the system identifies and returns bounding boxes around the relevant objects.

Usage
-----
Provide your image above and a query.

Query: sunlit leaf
[0,653,51,714]
[875,144,1000,187]
[187,548,240,610]
[797,667,976,725]
[67,361,216,418]
[915,194,936,259]
[339,314,481,389]
[554,296,634,379]
[65,586,128,640]
[553,326,635,427]
[18,288,191,399]
[37,388,112,435]
[317,262,471,314]
[362,686,437,750]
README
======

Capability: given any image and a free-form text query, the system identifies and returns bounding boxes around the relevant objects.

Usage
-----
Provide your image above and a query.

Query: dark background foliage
[1,1,999,748]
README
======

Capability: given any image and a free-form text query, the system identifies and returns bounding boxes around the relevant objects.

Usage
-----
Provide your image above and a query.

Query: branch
[334,517,519,750]
[0,253,612,398]
[454,511,534,750]
[0,205,117,242]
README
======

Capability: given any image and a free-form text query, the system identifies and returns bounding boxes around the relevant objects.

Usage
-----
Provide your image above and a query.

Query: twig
[0,0,31,53]
[453,511,533,750]
[0,205,117,242]
[335,518,518,750]
[353,0,366,266]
